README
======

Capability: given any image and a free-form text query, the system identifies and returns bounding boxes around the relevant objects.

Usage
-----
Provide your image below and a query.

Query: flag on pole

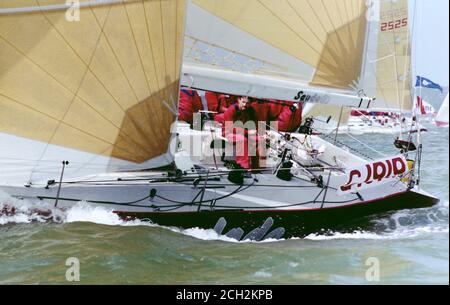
[415,76,443,93]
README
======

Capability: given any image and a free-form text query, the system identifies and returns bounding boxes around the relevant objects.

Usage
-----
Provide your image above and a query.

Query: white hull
[0,129,431,212]
[0,168,411,214]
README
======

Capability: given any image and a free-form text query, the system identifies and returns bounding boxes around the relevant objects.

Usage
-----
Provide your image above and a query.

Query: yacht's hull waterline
[115,189,438,238]
[0,163,439,239]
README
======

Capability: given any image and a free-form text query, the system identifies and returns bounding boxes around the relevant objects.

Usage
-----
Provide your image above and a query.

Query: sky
[412,0,449,87]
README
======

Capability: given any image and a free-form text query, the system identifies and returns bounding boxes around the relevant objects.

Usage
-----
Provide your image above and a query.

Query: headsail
[308,0,414,127]
[182,0,373,108]
[0,0,186,184]
[359,0,413,112]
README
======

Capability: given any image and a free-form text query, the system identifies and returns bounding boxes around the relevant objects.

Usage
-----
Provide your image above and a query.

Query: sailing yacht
[0,0,439,239]
[345,109,413,135]
[312,108,418,135]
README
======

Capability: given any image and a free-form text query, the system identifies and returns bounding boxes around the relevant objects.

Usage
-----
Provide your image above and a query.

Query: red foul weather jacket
[276,102,302,132]
[178,89,203,124]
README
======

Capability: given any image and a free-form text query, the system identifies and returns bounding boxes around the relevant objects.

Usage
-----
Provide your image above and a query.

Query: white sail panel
[0,0,186,184]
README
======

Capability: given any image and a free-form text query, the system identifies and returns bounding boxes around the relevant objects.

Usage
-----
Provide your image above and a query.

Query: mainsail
[0,0,186,184]
[182,0,373,108]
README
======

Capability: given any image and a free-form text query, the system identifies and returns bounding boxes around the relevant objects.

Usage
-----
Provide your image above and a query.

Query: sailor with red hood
[178,89,203,125]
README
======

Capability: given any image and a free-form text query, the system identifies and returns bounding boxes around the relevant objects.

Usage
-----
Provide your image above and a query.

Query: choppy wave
[0,191,64,225]
[305,201,449,241]
[304,225,449,241]
[0,195,243,242]
[64,201,153,227]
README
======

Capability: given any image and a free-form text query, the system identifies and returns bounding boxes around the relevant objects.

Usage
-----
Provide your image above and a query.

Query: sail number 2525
[380,18,407,32]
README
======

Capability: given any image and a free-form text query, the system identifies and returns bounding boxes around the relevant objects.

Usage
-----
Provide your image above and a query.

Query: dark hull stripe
[115,190,439,238]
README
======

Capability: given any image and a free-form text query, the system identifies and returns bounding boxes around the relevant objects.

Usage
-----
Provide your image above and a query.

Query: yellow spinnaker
[0,0,186,164]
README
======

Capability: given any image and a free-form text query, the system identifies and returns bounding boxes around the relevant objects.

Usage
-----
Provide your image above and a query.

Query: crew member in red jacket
[263,100,302,132]
[222,97,269,169]
[204,91,238,123]
[268,101,284,120]
[178,89,203,125]
[276,102,302,132]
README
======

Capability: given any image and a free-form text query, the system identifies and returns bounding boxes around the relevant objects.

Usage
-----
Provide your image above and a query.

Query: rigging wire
[339,130,387,158]
[320,106,344,209]
[319,132,374,160]
[34,185,359,212]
